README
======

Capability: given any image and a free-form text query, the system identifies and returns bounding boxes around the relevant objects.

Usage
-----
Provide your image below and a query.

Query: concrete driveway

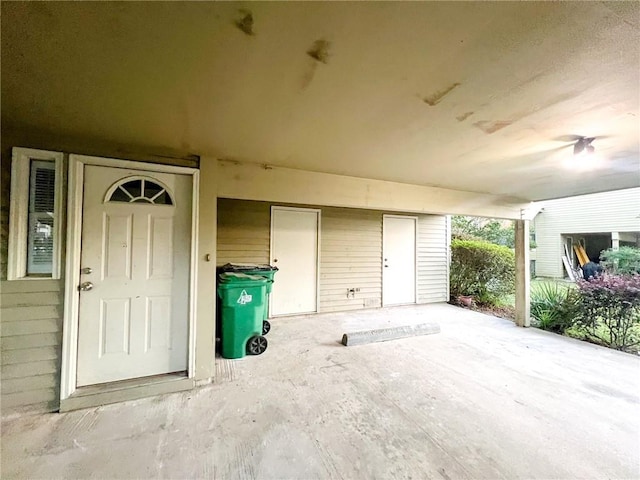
[2,304,639,479]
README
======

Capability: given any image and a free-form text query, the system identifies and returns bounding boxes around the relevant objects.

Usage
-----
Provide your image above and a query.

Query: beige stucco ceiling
[2,2,639,201]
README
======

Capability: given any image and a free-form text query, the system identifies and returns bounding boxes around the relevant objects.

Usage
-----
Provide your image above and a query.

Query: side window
[8,148,64,280]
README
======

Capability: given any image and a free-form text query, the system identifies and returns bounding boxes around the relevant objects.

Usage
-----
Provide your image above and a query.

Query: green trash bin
[218,264,278,335]
[217,272,269,359]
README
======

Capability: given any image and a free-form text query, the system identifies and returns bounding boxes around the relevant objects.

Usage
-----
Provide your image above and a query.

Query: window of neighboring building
[8,148,64,280]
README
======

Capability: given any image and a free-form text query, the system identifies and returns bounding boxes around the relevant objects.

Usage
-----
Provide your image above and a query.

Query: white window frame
[8,147,65,280]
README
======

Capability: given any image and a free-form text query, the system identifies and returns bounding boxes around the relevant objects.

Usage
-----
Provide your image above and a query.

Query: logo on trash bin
[237,289,252,305]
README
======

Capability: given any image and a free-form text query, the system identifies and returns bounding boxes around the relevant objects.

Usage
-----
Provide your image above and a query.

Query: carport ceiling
[2,2,639,201]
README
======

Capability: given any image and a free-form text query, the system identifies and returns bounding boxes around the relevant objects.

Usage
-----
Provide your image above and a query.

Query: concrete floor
[2,303,639,479]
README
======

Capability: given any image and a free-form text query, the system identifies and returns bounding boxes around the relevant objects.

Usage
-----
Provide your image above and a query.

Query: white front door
[76,165,192,386]
[383,215,416,306]
[270,207,320,316]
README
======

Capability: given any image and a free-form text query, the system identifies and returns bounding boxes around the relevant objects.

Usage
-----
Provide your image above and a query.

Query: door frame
[269,206,321,317]
[60,155,199,401]
[382,214,418,307]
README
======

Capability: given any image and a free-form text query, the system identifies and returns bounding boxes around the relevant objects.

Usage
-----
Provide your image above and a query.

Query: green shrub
[451,216,517,248]
[530,275,640,352]
[450,239,515,305]
[600,247,640,275]
[530,282,579,333]
[573,274,640,352]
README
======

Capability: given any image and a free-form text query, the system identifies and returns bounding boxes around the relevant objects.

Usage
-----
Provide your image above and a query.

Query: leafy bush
[530,282,579,333]
[600,247,640,275]
[450,239,515,305]
[451,216,537,249]
[572,275,640,352]
[451,216,516,248]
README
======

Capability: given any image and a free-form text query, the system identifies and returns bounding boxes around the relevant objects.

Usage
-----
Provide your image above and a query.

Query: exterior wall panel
[0,280,62,413]
[217,200,449,313]
[534,188,640,278]
[320,207,383,312]
[216,199,270,266]
[417,215,449,303]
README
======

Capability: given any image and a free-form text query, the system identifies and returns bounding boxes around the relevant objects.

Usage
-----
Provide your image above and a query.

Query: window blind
[27,160,56,275]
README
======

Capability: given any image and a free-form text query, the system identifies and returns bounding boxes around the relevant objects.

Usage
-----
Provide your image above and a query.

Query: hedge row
[450,239,515,305]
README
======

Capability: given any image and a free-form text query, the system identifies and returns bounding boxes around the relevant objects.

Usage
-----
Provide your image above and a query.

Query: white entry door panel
[76,166,192,386]
[383,216,416,306]
[270,207,319,316]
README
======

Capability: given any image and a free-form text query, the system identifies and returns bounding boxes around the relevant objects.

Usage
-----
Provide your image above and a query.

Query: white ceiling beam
[216,160,531,220]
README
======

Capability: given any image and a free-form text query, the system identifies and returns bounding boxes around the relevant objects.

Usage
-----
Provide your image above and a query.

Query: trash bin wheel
[247,335,268,355]
[262,320,271,335]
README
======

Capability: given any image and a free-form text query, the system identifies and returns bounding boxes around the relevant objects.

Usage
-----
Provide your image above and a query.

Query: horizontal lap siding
[416,215,449,303]
[216,201,385,313]
[0,204,8,280]
[533,232,564,278]
[216,199,270,266]
[0,279,62,413]
[320,208,382,312]
[217,200,449,313]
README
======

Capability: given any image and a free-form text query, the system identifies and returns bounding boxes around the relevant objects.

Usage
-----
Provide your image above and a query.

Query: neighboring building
[534,188,640,278]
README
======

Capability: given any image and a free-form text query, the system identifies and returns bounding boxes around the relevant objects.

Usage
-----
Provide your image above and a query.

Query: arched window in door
[105,177,174,205]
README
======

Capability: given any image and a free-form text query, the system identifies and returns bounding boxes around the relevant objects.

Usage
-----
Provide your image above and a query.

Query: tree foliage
[451,216,517,248]
[600,246,640,275]
[450,239,515,305]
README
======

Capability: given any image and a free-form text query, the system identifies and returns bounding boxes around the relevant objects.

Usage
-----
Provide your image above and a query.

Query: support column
[195,159,217,383]
[611,232,620,250]
[515,220,530,328]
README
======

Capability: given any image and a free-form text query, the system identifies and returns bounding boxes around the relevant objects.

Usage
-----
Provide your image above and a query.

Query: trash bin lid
[218,272,269,284]
[218,263,278,272]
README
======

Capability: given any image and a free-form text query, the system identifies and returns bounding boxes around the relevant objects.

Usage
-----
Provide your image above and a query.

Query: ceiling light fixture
[573,137,595,156]
[563,139,603,171]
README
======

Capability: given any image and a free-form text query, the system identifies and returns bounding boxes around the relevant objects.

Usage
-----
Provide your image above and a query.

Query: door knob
[79,282,94,291]
[81,267,93,274]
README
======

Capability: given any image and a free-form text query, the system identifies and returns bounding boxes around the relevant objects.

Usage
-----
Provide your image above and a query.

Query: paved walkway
[3,304,639,479]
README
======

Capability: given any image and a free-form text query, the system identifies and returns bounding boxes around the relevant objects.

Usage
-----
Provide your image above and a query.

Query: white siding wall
[217,199,449,313]
[417,215,449,303]
[1,280,62,413]
[534,188,640,277]
[320,207,382,312]
[217,199,270,266]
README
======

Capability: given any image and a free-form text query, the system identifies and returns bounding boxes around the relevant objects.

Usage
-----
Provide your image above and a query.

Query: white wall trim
[446,215,452,301]
[382,214,418,307]
[60,156,83,400]
[269,206,321,316]
[8,147,65,280]
[188,171,200,377]
[60,154,199,401]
